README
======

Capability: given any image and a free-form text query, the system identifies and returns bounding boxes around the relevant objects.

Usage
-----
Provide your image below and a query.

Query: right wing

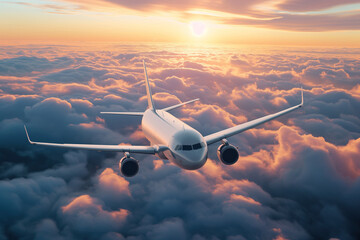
[204,89,303,145]
[24,126,167,154]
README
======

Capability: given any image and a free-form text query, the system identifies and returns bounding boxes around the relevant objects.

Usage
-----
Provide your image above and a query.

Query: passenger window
[183,145,192,151]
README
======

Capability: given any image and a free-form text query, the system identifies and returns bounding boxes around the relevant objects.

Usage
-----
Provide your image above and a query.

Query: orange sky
[1,0,360,47]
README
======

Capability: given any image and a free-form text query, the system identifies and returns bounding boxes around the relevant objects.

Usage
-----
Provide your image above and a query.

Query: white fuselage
[141,109,208,170]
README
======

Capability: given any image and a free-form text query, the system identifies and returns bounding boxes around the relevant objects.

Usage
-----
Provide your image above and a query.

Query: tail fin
[143,60,155,111]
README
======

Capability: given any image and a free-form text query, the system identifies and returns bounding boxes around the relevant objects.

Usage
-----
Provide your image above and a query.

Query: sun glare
[190,21,207,37]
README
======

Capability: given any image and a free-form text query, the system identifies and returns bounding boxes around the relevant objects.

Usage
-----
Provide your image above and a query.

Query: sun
[190,21,207,37]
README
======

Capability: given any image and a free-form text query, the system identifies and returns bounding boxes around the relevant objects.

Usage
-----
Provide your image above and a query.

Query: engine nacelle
[119,156,139,177]
[217,142,239,165]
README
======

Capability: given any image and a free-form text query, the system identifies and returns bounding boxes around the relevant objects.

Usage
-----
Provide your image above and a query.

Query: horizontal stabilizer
[162,98,199,112]
[100,112,144,116]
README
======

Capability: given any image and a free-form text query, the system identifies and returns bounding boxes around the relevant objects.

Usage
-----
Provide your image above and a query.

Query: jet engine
[119,153,139,177]
[217,140,239,165]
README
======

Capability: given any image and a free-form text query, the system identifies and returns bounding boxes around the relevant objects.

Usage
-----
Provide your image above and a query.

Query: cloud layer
[0,44,360,239]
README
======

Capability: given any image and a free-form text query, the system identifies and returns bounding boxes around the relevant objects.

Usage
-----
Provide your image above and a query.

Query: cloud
[224,12,360,32]
[146,218,187,240]
[60,194,129,238]
[44,0,360,31]
[34,219,64,240]
[0,44,360,239]
[39,66,107,83]
[0,56,74,77]
[276,0,360,12]
[94,168,132,208]
[0,175,67,225]
[228,126,360,239]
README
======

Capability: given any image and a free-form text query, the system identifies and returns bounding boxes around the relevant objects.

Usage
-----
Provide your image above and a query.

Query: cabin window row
[175,142,206,151]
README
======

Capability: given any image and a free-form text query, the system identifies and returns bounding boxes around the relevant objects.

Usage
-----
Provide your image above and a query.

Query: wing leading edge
[204,88,304,145]
[24,126,167,154]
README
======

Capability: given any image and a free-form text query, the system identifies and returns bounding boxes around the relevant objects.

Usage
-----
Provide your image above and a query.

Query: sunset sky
[1,0,360,46]
[1,1,360,240]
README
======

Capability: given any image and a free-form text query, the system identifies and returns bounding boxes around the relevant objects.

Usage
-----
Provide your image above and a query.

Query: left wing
[24,126,167,154]
[204,89,303,145]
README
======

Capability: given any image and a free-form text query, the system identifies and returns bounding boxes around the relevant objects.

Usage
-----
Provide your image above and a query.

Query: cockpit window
[182,145,192,151]
[193,143,202,150]
[175,142,205,151]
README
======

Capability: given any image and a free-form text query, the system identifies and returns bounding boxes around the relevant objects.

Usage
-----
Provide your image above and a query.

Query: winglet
[300,87,304,106]
[143,60,156,111]
[24,125,33,144]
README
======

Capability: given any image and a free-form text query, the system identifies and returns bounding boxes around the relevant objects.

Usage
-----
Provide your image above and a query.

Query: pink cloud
[62,194,95,212]
[153,159,165,170]
[34,0,360,31]
[228,194,261,206]
[97,168,131,196]
[224,12,360,31]
[70,99,94,108]
[61,194,129,236]
[276,0,359,12]
[235,126,360,181]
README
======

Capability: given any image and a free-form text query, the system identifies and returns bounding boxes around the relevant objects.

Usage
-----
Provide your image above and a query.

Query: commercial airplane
[25,60,303,177]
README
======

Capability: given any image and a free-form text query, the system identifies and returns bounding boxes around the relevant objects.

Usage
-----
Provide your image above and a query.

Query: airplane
[24,60,304,177]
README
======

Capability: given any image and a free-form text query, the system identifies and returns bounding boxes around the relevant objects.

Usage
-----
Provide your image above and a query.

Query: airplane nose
[169,128,208,170]
[176,148,208,170]
[189,154,208,170]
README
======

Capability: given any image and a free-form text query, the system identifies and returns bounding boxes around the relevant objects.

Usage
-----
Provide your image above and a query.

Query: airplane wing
[204,89,303,145]
[24,126,167,154]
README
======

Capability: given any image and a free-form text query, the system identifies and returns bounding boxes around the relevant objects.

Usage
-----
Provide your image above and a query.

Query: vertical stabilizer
[143,60,156,111]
